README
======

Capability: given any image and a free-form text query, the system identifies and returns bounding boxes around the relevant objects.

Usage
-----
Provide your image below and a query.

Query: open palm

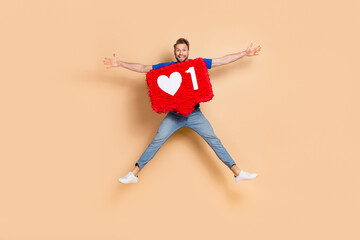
[103,53,120,69]
[245,43,261,56]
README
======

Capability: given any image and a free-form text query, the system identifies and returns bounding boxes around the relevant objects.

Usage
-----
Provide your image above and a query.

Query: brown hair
[173,38,190,50]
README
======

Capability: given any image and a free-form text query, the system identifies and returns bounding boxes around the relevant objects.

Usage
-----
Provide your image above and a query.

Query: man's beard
[176,55,188,62]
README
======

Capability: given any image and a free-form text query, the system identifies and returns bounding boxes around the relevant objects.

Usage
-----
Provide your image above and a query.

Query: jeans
[135,108,236,170]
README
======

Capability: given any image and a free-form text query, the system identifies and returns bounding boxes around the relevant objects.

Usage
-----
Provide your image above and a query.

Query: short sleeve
[202,58,212,69]
[152,62,176,70]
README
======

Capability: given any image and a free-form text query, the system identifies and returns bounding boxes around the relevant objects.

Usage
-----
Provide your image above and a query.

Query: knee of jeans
[150,134,167,145]
[205,135,222,145]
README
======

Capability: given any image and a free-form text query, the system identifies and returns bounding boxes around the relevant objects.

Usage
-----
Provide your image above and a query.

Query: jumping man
[103,38,261,184]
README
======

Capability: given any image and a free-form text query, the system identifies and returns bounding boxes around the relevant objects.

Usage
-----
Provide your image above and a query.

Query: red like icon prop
[146,58,214,117]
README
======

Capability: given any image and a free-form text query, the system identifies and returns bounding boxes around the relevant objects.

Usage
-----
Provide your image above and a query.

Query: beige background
[1,0,359,239]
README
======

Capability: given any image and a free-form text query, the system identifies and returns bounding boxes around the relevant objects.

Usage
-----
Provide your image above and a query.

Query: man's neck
[176,59,189,63]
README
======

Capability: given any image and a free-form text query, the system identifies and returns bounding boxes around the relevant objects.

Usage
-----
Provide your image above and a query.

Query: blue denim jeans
[135,108,236,170]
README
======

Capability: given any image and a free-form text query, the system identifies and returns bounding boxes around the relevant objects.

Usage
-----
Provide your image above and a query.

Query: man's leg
[185,109,236,170]
[118,112,185,183]
[185,109,258,182]
[135,112,186,171]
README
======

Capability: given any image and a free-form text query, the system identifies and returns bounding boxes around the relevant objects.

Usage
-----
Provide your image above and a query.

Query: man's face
[174,43,189,62]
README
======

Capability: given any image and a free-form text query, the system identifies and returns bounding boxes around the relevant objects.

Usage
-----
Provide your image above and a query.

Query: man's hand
[212,43,262,67]
[103,53,152,73]
[244,43,261,57]
[103,53,121,69]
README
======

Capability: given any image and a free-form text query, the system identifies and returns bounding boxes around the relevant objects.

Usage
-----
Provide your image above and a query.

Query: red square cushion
[146,58,214,117]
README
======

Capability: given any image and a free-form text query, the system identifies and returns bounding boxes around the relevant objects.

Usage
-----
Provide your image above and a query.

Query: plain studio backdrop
[0,0,359,239]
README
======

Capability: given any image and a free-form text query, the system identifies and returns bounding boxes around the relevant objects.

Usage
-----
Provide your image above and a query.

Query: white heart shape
[157,72,182,96]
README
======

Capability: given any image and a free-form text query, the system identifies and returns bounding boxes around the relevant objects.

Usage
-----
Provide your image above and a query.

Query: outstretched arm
[103,53,152,73]
[212,43,261,68]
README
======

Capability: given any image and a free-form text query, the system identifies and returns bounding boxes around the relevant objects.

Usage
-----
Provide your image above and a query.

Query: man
[103,38,261,184]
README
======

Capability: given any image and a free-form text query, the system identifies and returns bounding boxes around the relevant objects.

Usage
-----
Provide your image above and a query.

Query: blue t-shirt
[152,58,212,109]
[152,58,212,70]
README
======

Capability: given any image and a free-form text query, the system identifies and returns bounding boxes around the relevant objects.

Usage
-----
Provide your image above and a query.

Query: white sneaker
[118,172,138,184]
[235,170,258,182]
